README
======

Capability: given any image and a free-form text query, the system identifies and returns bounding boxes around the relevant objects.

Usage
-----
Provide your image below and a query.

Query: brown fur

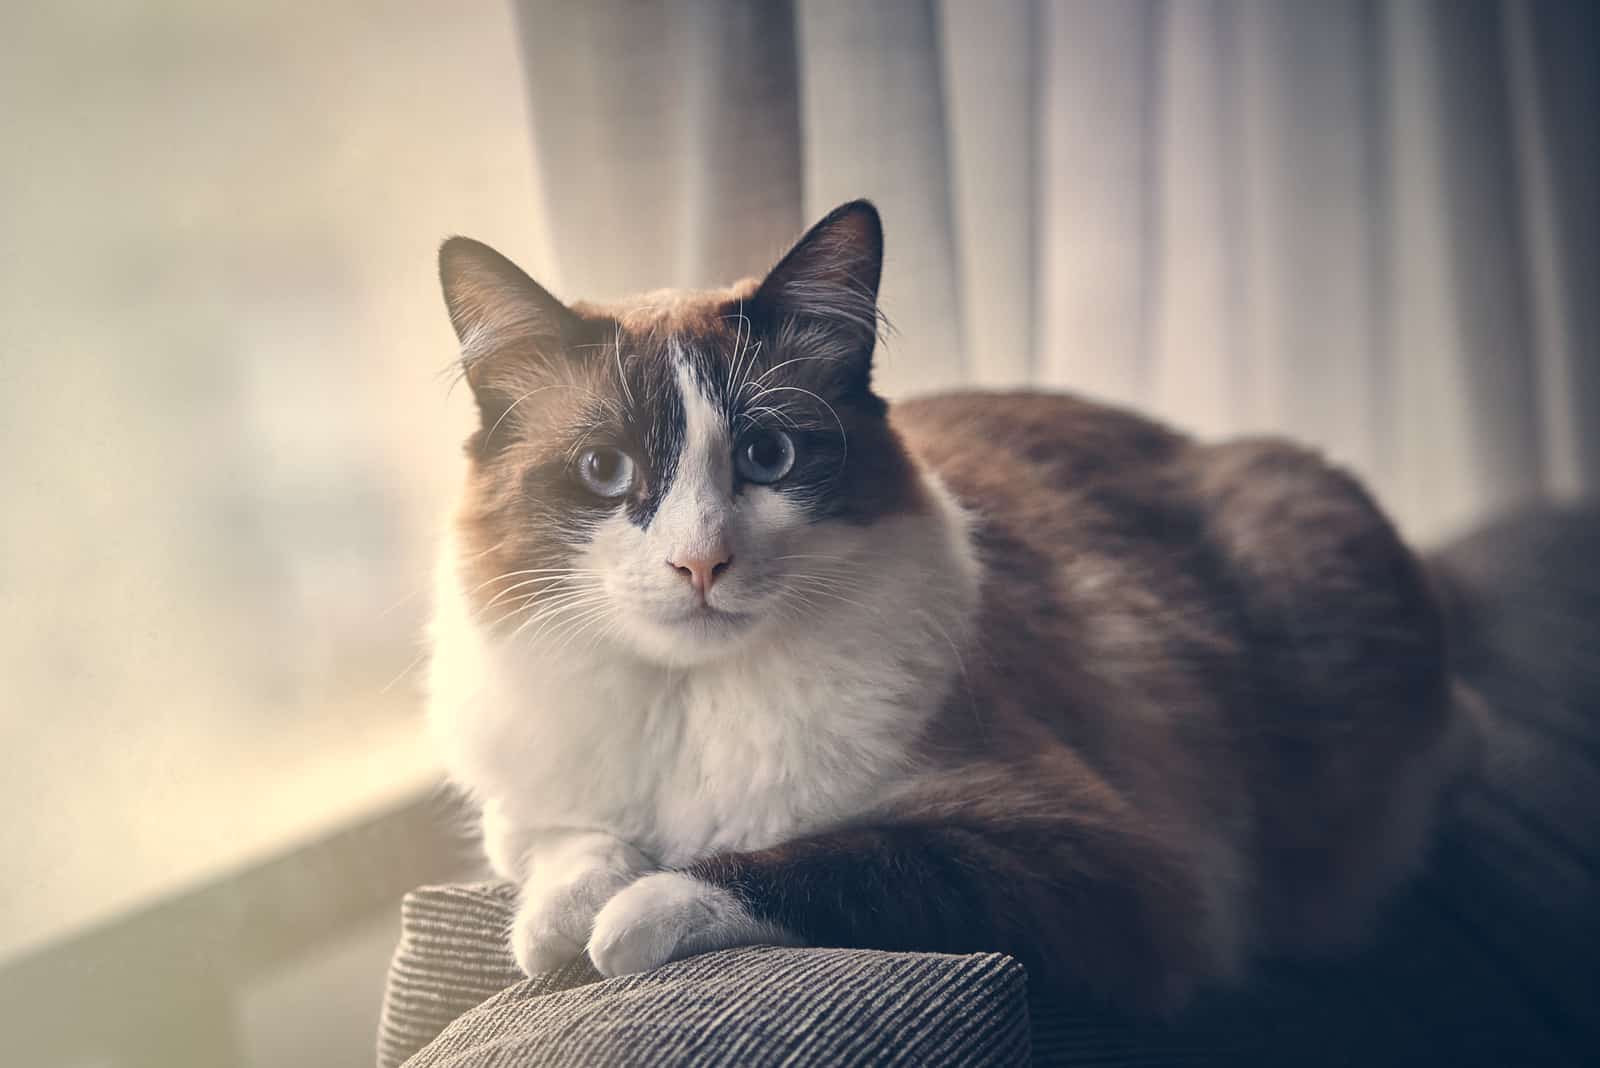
[678,389,1464,1012]
[441,202,1472,1015]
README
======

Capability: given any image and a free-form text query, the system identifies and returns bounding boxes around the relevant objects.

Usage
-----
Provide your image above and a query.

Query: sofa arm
[377,881,1030,1068]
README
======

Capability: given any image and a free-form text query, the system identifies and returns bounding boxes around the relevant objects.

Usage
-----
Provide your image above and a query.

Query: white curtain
[511,0,1597,542]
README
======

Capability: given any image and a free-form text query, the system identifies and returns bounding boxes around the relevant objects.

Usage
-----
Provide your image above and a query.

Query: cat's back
[891,390,1196,570]
[891,390,1440,678]
[893,390,1185,497]
[890,388,1449,746]
[890,389,1226,739]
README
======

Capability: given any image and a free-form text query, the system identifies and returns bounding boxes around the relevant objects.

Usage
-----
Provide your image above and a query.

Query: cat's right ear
[439,237,580,432]
[752,201,884,351]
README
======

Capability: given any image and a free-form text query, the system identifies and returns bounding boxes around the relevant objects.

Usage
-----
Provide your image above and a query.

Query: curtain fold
[1036,0,1160,410]
[793,0,966,397]
[937,0,1039,388]
[511,0,1596,541]
[510,0,803,296]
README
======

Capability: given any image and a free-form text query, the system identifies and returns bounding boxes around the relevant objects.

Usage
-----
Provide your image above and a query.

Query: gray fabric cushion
[377,882,598,1067]
[415,945,1028,1067]
[379,897,1030,1067]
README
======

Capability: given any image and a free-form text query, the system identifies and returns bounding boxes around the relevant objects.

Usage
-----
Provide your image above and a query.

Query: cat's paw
[511,889,588,976]
[512,864,637,976]
[586,872,798,977]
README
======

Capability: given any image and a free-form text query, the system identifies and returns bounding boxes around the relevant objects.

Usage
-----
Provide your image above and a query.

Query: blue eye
[575,447,636,499]
[736,429,796,484]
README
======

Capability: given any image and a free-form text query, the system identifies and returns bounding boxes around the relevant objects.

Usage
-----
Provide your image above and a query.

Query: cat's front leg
[480,800,539,882]
[503,826,653,976]
[587,770,1235,1013]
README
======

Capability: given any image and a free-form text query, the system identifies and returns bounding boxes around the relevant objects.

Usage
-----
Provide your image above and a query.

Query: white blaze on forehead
[653,352,732,553]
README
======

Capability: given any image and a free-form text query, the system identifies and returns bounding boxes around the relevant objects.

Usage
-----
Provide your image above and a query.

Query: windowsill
[1,692,443,966]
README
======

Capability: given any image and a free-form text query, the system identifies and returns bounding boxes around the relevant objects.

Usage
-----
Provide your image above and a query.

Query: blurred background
[1,1,1594,1065]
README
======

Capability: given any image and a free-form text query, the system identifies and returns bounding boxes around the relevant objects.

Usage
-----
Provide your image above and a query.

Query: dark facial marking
[609,343,686,528]
[633,305,901,524]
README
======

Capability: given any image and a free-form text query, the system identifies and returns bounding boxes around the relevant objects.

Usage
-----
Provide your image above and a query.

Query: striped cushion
[408,944,1029,1067]
[378,882,600,1067]
[378,890,1030,1067]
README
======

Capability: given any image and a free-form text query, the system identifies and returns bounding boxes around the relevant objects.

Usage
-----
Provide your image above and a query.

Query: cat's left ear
[439,237,582,434]
[752,200,884,372]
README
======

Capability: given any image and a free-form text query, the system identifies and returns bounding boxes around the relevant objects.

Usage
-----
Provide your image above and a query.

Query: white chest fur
[433,625,929,866]
[427,485,980,870]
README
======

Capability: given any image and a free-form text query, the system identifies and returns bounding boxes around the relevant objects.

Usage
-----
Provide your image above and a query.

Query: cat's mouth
[621,599,760,663]
[669,602,749,626]
[642,601,755,640]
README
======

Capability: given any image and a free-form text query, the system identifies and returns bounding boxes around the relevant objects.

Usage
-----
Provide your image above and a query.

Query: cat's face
[441,202,925,665]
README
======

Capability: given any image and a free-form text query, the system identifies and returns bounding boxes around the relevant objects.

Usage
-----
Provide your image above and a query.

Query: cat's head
[440,201,930,665]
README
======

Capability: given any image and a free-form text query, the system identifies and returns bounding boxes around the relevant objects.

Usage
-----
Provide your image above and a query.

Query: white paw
[586,872,796,977]
[511,890,587,975]
[512,862,639,976]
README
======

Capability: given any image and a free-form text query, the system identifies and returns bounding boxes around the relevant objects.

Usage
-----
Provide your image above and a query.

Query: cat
[426,200,1484,1013]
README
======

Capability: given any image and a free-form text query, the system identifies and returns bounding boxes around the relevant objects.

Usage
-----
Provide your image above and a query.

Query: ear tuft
[753,200,885,351]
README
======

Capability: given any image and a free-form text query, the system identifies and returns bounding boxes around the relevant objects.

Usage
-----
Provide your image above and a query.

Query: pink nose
[668,550,732,596]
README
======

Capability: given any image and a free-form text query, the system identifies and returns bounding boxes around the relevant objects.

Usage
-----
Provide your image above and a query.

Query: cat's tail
[1427,502,1600,752]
